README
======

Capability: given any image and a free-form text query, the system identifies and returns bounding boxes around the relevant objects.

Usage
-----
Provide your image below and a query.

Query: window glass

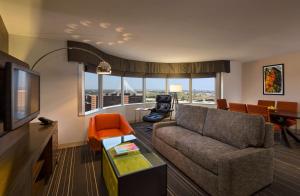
[103,75,121,107]
[84,72,99,112]
[192,78,215,104]
[145,78,166,102]
[124,77,143,104]
[168,78,190,103]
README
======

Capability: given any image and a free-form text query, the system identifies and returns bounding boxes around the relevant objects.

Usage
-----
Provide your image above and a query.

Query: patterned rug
[43,122,300,196]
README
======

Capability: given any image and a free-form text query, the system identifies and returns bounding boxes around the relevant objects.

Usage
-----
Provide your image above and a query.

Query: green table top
[102,135,165,177]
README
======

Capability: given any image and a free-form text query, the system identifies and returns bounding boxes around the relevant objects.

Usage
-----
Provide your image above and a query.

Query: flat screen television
[4,62,40,131]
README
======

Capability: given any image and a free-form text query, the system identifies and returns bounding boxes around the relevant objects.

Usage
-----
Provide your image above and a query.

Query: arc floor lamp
[31,47,111,75]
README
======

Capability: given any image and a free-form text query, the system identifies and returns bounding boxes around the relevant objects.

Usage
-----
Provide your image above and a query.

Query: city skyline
[85,73,215,91]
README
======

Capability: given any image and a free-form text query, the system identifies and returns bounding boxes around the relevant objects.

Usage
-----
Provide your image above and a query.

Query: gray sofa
[152,104,274,196]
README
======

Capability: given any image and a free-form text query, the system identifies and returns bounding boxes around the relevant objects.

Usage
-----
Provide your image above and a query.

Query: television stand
[0,121,58,196]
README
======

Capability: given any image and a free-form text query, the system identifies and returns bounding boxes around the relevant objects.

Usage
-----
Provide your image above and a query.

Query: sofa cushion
[175,104,208,134]
[155,125,199,148]
[203,108,266,149]
[176,134,238,175]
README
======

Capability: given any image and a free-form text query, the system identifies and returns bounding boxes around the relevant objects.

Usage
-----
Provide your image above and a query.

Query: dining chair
[247,104,282,142]
[277,101,298,128]
[217,99,228,110]
[229,103,248,113]
[257,100,275,108]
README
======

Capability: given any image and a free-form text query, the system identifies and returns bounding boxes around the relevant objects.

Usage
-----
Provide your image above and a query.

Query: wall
[242,51,300,109]
[222,61,242,102]
[0,15,8,53]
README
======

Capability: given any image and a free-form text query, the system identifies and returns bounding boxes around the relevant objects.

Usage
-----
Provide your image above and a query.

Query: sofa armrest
[264,122,274,148]
[153,121,177,136]
[218,147,274,196]
[119,115,135,134]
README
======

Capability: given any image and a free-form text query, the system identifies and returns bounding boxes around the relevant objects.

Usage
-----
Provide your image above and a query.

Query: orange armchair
[88,113,135,151]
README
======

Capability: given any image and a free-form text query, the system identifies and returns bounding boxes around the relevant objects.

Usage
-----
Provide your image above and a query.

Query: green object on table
[109,148,152,176]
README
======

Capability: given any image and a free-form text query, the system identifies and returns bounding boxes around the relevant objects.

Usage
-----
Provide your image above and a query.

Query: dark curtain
[68,41,230,78]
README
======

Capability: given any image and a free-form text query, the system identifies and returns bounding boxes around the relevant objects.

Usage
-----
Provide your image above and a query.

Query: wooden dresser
[0,122,58,196]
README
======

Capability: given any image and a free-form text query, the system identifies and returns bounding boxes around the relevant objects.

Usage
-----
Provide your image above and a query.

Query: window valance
[67,41,230,78]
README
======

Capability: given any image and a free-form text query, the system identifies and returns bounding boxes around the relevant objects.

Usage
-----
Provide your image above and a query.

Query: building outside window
[103,75,122,107]
[168,78,189,103]
[192,78,215,104]
[84,72,99,112]
[123,77,143,104]
[145,78,166,102]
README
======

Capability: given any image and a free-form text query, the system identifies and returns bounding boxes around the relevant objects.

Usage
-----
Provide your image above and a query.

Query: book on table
[114,142,139,156]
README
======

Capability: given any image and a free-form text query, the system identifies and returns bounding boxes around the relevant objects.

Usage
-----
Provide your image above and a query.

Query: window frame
[79,67,219,116]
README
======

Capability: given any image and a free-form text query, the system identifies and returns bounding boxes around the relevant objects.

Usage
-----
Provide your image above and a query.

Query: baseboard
[58,141,87,149]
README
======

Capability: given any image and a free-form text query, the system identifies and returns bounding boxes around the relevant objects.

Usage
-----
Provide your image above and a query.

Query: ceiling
[1,0,300,63]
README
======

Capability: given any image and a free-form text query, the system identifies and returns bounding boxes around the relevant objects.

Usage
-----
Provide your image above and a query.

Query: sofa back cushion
[175,104,208,134]
[203,108,266,149]
[95,113,120,130]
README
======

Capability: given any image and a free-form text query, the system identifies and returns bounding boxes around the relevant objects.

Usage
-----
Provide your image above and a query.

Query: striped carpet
[43,122,300,196]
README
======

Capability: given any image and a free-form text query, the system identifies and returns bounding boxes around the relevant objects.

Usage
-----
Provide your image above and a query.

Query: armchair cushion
[88,113,134,151]
[95,113,120,130]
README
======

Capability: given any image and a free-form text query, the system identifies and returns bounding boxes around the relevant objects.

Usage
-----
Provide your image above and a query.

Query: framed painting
[263,64,284,95]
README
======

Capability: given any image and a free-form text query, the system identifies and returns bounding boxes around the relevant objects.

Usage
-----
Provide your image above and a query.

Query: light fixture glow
[96,41,103,45]
[99,22,111,29]
[170,85,183,93]
[115,27,124,32]
[97,61,111,75]
[83,39,91,43]
[71,35,80,39]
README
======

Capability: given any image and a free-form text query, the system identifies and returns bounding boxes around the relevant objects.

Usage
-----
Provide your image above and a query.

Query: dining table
[269,110,300,147]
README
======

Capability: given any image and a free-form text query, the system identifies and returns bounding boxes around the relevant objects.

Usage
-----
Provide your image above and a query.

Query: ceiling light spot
[123,37,132,41]
[83,39,91,43]
[67,24,78,29]
[80,20,92,26]
[99,22,111,29]
[71,35,80,39]
[96,41,103,45]
[64,28,74,34]
[108,42,115,46]
[117,40,124,44]
[115,27,124,32]
[122,33,132,37]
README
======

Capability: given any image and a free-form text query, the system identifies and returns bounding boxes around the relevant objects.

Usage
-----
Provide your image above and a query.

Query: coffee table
[101,135,167,196]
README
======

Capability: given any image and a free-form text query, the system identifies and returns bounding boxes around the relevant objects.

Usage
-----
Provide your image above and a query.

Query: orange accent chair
[88,113,135,151]
[217,99,228,110]
[247,104,282,133]
[229,103,248,113]
[277,101,298,127]
[257,100,275,108]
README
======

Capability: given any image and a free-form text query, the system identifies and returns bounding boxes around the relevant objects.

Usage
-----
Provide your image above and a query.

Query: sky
[85,73,215,91]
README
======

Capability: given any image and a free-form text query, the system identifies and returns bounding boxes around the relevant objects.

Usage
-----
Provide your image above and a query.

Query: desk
[270,111,300,147]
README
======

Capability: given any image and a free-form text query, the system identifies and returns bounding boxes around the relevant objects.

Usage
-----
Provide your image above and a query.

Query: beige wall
[222,61,242,103]
[242,51,300,109]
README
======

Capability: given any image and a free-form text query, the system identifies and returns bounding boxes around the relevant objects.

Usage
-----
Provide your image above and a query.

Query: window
[192,78,215,104]
[103,75,121,107]
[123,77,143,104]
[84,72,99,112]
[145,78,166,102]
[168,78,190,103]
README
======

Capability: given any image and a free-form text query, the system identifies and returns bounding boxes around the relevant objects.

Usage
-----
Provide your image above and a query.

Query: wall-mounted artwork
[263,64,284,95]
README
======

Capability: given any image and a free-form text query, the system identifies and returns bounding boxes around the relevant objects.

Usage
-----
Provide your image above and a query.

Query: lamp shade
[169,84,182,93]
[97,61,111,74]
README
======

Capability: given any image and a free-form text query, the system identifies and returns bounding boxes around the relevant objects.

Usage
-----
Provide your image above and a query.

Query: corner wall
[222,61,242,102]
[242,51,300,109]
[0,15,8,53]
